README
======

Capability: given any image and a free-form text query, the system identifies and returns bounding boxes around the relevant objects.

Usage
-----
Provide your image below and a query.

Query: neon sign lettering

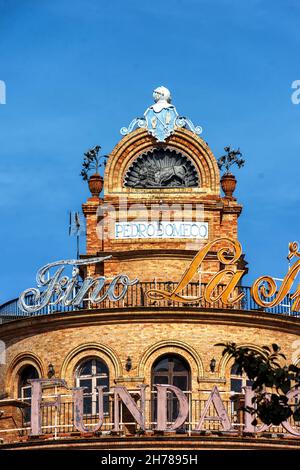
[18,257,138,314]
[18,239,300,313]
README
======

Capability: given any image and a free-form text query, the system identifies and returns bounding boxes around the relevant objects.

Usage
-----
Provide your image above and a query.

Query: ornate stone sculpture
[151,86,173,113]
[124,148,199,188]
[121,86,202,142]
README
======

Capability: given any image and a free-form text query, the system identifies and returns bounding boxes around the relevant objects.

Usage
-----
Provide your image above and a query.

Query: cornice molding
[80,249,228,261]
[1,307,300,341]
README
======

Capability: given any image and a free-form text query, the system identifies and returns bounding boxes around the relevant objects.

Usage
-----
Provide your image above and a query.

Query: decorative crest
[120,86,202,142]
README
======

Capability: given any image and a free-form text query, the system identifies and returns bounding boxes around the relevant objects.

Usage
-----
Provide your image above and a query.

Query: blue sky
[0,0,299,302]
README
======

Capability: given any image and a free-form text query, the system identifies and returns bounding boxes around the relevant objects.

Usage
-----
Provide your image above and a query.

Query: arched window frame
[18,365,39,423]
[151,354,191,424]
[75,357,109,416]
[151,354,191,390]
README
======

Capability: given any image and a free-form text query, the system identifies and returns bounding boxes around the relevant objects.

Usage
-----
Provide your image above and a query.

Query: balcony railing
[0,282,296,322]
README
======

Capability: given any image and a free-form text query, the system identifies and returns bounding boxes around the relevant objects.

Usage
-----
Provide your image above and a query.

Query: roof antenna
[69,211,84,259]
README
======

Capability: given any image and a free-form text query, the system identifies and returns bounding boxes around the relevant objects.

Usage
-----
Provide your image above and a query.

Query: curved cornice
[1,308,300,341]
[2,434,300,450]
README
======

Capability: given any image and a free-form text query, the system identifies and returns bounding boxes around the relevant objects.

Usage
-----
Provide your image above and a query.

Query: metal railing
[0,282,295,322]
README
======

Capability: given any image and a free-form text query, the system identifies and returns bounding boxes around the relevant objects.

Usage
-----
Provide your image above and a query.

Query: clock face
[124,148,200,189]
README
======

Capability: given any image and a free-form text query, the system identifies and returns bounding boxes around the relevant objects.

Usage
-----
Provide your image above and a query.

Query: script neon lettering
[205,269,245,305]
[147,237,244,306]
[251,242,300,312]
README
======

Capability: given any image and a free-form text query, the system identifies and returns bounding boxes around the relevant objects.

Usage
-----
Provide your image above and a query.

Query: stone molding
[1,308,300,342]
[104,128,220,196]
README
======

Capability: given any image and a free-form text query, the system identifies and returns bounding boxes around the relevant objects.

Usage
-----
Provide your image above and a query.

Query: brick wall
[82,128,244,281]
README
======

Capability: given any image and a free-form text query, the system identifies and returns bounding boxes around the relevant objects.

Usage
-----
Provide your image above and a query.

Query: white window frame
[76,358,109,416]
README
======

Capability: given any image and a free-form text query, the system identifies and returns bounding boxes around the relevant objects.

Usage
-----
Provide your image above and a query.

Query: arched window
[76,358,109,415]
[230,363,253,394]
[19,365,39,422]
[151,354,190,422]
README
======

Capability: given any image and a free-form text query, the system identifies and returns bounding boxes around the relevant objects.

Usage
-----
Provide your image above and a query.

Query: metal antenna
[69,211,84,259]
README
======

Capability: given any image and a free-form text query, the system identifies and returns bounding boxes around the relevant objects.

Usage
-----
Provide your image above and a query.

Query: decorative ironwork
[124,148,199,188]
[120,86,202,142]
[80,145,107,181]
[0,282,294,321]
[217,146,245,176]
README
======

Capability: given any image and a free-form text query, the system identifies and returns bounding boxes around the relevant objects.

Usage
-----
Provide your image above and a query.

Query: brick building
[0,87,299,450]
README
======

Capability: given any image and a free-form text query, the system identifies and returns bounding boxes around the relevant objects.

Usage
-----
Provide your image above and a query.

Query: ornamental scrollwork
[120,86,202,142]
